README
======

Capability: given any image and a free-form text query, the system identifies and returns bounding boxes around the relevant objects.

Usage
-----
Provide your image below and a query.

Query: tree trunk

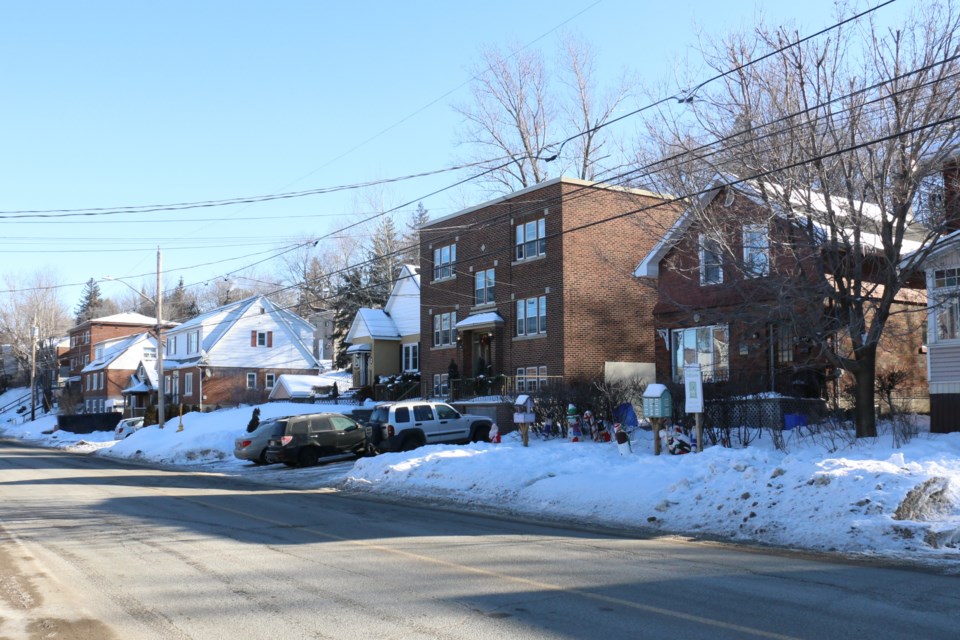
[853,351,878,438]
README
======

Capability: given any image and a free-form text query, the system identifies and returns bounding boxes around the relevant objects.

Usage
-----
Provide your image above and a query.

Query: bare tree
[643,2,960,437]
[454,44,553,192]
[0,271,72,376]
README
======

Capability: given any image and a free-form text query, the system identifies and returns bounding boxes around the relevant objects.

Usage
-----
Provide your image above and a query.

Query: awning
[345,343,372,354]
[122,381,152,394]
[455,312,504,331]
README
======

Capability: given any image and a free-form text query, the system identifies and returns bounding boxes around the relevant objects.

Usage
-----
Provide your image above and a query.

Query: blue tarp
[613,403,639,428]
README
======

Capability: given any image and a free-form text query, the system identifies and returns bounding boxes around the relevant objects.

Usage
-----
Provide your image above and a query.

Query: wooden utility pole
[156,249,165,429]
[30,324,38,421]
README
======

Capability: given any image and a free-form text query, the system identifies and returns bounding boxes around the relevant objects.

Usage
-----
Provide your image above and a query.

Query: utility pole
[30,324,38,422]
[156,248,165,429]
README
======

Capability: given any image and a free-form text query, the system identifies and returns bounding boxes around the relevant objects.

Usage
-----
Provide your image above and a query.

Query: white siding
[384,266,420,339]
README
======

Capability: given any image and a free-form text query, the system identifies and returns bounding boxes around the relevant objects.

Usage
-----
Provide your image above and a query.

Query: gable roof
[346,308,400,342]
[635,178,924,278]
[164,295,319,369]
[81,332,154,373]
[73,312,176,331]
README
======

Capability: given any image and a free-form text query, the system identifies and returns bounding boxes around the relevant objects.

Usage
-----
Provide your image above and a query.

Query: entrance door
[472,333,493,377]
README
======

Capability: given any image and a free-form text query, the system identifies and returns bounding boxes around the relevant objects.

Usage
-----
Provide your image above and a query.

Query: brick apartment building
[62,312,173,413]
[419,177,682,402]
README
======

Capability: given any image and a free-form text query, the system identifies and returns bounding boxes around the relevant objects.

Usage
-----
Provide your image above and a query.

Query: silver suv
[369,401,492,452]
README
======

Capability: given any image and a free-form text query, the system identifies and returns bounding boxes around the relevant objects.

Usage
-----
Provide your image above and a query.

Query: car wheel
[471,423,491,443]
[298,447,320,467]
[362,443,378,457]
[399,435,421,452]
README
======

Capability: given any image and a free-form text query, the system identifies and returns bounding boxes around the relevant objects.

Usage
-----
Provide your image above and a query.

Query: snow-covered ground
[2,386,959,569]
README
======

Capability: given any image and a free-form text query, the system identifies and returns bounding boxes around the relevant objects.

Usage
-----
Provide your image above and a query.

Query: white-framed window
[85,375,91,391]
[83,354,89,366]
[474,268,495,305]
[184,372,194,395]
[699,234,724,285]
[403,343,419,372]
[187,330,199,354]
[166,335,177,356]
[433,373,449,396]
[172,375,179,400]
[143,346,157,360]
[265,373,276,389]
[934,268,960,341]
[743,224,770,278]
[257,331,267,346]
[252,330,272,347]
[515,366,548,392]
[516,296,547,336]
[516,218,546,261]
[98,371,104,390]
[246,373,257,389]
[94,346,103,359]
[671,325,729,383]
[433,243,457,280]
[163,375,171,394]
[433,312,457,347]
[83,331,90,344]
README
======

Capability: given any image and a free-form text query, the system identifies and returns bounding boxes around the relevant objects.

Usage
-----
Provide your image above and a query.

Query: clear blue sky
[0,0,910,307]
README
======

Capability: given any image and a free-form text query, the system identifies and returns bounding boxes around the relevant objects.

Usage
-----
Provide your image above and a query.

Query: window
[516,296,547,336]
[776,325,794,364]
[172,375,179,400]
[187,331,199,354]
[474,268,495,305]
[94,346,103,360]
[435,404,459,420]
[98,372,104,390]
[83,354,89,366]
[671,325,729,382]
[184,372,194,395]
[700,234,723,285]
[246,373,256,389]
[394,406,410,423]
[252,331,273,348]
[515,366,548,392]
[83,331,90,344]
[330,415,358,431]
[433,312,457,347]
[265,373,276,389]
[433,373,449,396]
[167,335,177,356]
[163,375,171,394]
[143,346,157,360]
[934,268,960,341]
[743,224,770,277]
[433,243,457,280]
[413,404,435,421]
[402,343,419,371]
[515,218,546,260]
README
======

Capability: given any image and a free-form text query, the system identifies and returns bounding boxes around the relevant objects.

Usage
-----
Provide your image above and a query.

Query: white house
[161,295,320,408]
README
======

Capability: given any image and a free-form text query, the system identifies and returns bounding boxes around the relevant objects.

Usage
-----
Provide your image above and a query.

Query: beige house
[345,264,420,388]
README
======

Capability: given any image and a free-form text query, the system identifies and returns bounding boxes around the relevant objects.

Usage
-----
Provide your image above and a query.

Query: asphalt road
[0,440,957,640]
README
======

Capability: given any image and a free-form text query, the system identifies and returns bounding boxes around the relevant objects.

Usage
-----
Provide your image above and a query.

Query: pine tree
[166,277,199,321]
[400,202,429,265]
[75,278,105,324]
[366,216,402,305]
[330,267,373,369]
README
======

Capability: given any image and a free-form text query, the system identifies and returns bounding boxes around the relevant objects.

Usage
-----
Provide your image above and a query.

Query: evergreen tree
[330,267,374,369]
[366,216,402,305]
[400,202,429,266]
[166,277,199,321]
[75,278,106,323]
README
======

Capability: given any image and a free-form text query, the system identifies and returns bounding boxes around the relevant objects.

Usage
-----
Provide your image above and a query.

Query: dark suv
[265,412,376,467]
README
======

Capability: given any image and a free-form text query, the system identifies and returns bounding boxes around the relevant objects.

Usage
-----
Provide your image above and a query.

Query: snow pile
[2,400,960,564]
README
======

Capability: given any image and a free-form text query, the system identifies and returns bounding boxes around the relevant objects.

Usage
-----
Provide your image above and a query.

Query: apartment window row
[84,398,106,413]
[433,312,457,347]
[515,366,548,393]
[69,331,91,348]
[433,243,457,280]
[86,371,104,391]
[516,218,546,261]
[516,296,546,337]
[671,325,730,383]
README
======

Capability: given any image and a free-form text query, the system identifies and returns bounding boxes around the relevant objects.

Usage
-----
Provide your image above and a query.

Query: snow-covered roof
[635,178,924,278]
[82,312,172,327]
[455,312,504,330]
[345,343,372,354]
[81,332,154,373]
[346,308,400,343]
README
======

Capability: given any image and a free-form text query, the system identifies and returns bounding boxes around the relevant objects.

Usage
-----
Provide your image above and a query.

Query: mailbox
[642,384,673,419]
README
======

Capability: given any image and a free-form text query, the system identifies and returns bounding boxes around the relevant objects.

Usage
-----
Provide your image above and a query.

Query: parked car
[369,401,492,453]
[234,417,288,465]
[113,417,145,440]
[265,412,376,467]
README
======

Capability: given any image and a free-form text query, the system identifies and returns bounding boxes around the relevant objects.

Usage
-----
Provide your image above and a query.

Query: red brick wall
[419,179,682,391]
[67,322,154,376]
[185,367,316,407]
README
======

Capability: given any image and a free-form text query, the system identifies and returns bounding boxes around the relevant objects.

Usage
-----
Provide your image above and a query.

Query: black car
[265,412,376,467]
